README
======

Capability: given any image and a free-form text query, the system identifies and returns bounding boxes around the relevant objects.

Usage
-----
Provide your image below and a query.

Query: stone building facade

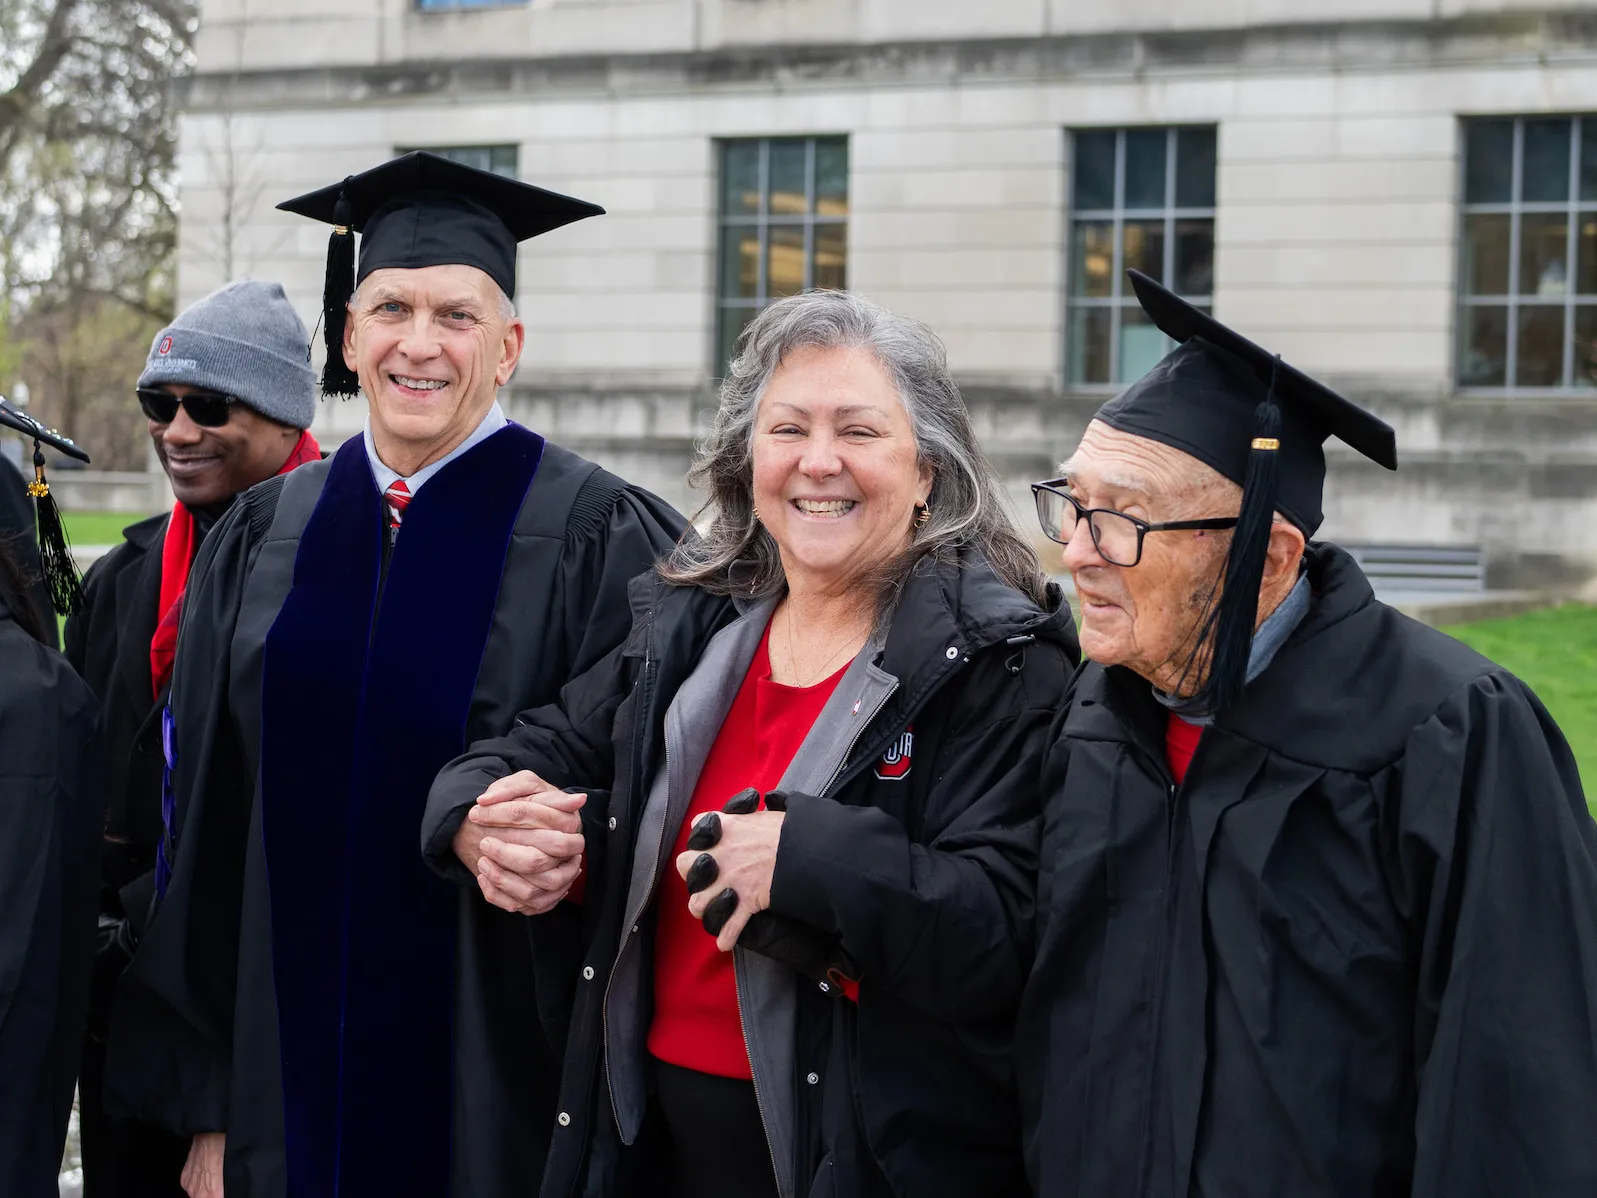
[176,0,1597,588]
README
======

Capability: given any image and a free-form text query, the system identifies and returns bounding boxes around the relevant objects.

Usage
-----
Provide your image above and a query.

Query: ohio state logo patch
[875,727,913,780]
[158,335,174,355]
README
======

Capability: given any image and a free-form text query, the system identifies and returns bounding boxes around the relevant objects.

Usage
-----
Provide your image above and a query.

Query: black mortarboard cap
[1097,270,1398,712]
[277,151,604,396]
[0,397,91,615]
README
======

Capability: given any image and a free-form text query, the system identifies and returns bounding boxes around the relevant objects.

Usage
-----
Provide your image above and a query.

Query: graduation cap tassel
[319,181,362,398]
[27,443,84,616]
[1202,356,1285,714]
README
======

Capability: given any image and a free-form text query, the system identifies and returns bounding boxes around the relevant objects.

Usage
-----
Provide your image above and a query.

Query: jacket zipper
[817,677,900,798]
[734,949,791,1198]
[731,671,902,1197]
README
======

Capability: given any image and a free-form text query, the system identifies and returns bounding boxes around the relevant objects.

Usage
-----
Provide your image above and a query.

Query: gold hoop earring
[752,507,761,521]
[914,502,931,529]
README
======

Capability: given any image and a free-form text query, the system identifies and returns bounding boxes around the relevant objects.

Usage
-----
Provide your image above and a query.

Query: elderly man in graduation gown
[1019,271,1597,1197]
[104,153,685,1198]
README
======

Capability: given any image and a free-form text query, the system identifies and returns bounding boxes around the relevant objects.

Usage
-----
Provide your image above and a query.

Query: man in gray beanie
[63,279,322,1198]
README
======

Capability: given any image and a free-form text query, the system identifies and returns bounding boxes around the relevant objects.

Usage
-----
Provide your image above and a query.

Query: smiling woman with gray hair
[424,289,1079,1198]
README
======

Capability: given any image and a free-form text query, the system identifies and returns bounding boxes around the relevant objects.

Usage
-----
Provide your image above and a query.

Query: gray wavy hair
[659,289,1049,611]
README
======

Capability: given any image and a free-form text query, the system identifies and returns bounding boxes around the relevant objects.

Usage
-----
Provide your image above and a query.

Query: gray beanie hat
[138,280,317,429]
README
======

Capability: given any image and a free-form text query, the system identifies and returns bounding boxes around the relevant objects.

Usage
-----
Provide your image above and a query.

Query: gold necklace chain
[779,604,869,688]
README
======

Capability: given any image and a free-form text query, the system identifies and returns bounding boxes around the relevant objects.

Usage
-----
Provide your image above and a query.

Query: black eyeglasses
[136,387,237,428]
[1031,478,1238,567]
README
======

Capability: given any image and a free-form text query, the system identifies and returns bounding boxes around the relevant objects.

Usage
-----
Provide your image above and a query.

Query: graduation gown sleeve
[421,483,676,883]
[101,481,278,1134]
[1399,671,1597,1196]
[0,615,100,1195]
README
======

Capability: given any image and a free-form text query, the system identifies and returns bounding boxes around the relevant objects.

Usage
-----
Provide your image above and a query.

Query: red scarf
[150,430,322,699]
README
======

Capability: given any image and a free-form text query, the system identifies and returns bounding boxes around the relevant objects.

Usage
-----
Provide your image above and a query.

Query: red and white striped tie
[384,479,412,530]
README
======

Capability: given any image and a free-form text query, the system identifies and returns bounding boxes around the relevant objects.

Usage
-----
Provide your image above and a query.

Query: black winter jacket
[424,550,1078,1198]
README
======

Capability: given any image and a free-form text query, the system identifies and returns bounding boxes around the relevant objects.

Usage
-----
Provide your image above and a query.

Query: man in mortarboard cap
[1016,271,1597,1196]
[104,153,685,1198]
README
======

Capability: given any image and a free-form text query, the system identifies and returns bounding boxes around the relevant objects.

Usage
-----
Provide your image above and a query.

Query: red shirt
[1165,713,1204,785]
[648,626,849,1079]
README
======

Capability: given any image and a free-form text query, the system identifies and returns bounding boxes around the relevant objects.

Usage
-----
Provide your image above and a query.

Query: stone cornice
[182,10,1597,112]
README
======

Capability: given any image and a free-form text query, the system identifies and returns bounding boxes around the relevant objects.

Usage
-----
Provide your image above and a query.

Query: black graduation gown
[0,592,101,1196]
[64,512,192,1197]
[104,427,684,1198]
[1019,542,1597,1198]
[0,453,58,649]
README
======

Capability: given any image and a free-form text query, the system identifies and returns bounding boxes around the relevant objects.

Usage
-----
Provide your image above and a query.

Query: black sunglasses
[136,387,237,428]
[1031,478,1239,568]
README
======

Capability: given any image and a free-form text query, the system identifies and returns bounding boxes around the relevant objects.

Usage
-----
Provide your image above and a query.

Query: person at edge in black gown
[0,440,58,648]
[102,152,685,1198]
[1017,269,1597,1197]
[65,280,323,1198]
[0,478,100,1196]
[424,290,1080,1198]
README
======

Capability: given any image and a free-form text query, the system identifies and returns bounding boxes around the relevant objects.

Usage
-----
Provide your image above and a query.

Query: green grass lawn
[63,509,160,546]
[1442,603,1597,813]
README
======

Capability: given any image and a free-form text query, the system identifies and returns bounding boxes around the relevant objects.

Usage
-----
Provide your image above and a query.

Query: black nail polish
[686,811,722,850]
[722,787,760,815]
[702,888,739,936]
[685,852,719,895]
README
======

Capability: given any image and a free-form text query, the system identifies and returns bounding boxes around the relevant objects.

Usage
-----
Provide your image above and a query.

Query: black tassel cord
[1201,357,1285,714]
[28,442,85,616]
[320,182,362,397]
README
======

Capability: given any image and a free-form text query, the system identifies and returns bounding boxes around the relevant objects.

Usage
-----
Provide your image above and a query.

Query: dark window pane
[719,225,760,301]
[1518,213,1569,297]
[722,141,762,216]
[1582,120,1597,202]
[1073,130,1116,210]
[1122,220,1166,283]
[1118,305,1170,383]
[1516,305,1566,386]
[1175,127,1217,208]
[1522,118,1573,203]
[1578,215,1597,296]
[1071,222,1115,298]
[814,222,846,290]
[1462,213,1511,296]
[717,307,757,374]
[767,225,806,297]
[769,141,808,217]
[1576,305,1597,387]
[488,145,518,176]
[1069,306,1112,385]
[1174,219,1214,295]
[1123,129,1168,209]
[1460,305,1508,386]
[1464,120,1514,204]
[815,140,848,218]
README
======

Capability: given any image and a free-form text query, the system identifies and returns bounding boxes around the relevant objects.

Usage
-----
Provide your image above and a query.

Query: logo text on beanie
[159,335,174,355]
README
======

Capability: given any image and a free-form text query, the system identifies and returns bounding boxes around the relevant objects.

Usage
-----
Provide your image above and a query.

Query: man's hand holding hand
[454,771,586,915]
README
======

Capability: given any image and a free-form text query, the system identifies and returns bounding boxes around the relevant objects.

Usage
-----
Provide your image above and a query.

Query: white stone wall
[173,4,1597,578]
[176,52,1597,391]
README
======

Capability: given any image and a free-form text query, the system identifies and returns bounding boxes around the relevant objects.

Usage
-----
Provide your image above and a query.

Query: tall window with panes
[715,137,849,373]
[1067,127,1216,386]
[1458,117,1597,390]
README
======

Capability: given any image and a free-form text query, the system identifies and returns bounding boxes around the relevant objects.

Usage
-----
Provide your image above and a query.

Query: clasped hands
[452,770,587,915]
[457,773,785,951]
